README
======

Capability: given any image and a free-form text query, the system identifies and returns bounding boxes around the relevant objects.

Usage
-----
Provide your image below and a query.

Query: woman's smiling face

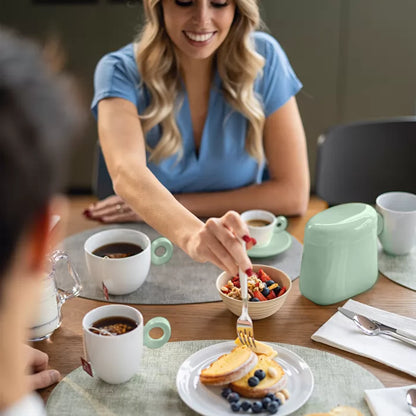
[161,0,236,63]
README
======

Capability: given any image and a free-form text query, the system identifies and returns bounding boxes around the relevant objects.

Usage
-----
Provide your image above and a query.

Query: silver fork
[236,258,256,348]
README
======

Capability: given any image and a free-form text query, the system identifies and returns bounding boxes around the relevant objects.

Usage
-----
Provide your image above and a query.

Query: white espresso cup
[84,228,173,295]
[241,209,288,247]
[82,304,171,384]
[376,191,416,255]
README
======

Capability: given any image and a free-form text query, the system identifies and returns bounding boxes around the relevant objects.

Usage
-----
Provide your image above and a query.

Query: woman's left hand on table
[83,195,142,223]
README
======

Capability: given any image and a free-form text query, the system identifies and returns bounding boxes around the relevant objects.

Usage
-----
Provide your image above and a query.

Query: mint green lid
[304,203,377,245]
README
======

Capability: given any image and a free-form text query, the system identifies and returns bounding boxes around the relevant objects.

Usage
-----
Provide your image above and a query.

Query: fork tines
[238,329,256,348]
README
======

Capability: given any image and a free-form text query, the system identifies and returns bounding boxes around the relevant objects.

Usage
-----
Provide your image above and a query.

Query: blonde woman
[85,0,309,276]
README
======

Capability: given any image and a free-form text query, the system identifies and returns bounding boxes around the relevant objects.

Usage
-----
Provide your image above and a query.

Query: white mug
[376,191,416,255]
[82,305,171,384]
[241,209,288,247]
[29,250,82,341]
[84,228,173,295]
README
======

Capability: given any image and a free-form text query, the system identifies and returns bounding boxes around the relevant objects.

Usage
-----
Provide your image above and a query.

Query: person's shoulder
[252,32,287,67]
[251,31,284,57]
[96,43,137,76]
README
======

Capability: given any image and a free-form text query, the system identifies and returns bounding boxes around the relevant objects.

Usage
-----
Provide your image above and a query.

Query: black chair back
[315,117,416,205]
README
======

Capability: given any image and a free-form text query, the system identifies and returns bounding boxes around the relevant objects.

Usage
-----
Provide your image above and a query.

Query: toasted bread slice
[234,338,278,359]
[230,355,286,398]
[330,407,363,416]
[304,406,364,416]
[199,345,258,386]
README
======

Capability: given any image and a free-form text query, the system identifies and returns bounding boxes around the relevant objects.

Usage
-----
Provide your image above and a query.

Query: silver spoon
[352,315,416,348]
[407,388,416,415]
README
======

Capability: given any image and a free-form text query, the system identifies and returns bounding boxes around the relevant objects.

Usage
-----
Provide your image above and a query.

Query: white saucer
[247,230,292,258]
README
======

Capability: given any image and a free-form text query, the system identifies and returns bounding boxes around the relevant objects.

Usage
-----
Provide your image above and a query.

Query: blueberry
[230,401,241,412]
[248,376,260,387]
[254,369,266,380]
[241,401,251,411]
[265,280,275,286]
[261,287,270,297]
[250,297,260,302]
[267,401,279,414]
[252,401,263,413]
[262,397,272,409]
[274,397,282,405]
[227,392,240,403]
[273,286,282,296]
[265,393,276,401]
[221,387,232,399]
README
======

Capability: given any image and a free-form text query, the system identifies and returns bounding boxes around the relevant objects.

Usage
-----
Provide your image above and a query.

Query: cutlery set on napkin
[312,299,416,415]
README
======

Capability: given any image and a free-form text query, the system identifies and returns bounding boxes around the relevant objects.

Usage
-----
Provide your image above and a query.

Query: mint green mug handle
[376,212,384,235]
[275,216,288,232]
[143,317,171,349]
[151,237,173,265]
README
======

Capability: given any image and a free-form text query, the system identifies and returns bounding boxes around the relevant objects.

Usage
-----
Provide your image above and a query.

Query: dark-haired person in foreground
[0,28,82,414]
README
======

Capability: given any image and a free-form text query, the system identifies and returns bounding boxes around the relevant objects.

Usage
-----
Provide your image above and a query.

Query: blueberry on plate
[265,393,276,401]
[230,401,241,412]
[248,376,260,387]
[221,387,232,399]
[227,392,240,403]
[241,401,251,411]
[267,401,279,414]
[254,369,266,380]
[252,401,263,413]
[250,297,260,302]
[262,397,272,409]
[266,280,276,287]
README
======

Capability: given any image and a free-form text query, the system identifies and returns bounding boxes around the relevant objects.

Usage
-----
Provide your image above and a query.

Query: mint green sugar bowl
[299,203,381,305]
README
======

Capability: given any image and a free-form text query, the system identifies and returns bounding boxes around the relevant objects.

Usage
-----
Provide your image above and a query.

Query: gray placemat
[251,236,303,279]
[378,244,416,291]
[46,340,382,416]
[60,224,303,304]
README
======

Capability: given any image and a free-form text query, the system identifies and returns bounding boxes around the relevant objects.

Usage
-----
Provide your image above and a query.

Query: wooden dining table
[36,195,416,403]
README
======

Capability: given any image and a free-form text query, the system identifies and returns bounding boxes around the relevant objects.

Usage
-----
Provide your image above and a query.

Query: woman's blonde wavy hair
[135,0,265,164]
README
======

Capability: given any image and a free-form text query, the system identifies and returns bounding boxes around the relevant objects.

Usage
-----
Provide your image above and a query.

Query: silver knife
[337,307,416,342]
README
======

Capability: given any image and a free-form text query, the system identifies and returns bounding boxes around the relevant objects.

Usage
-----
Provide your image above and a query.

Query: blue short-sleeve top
[91,31,302,194]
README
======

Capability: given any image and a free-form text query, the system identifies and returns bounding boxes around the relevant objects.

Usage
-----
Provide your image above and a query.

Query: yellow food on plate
[304,405,364,416]
[199,345,258,386]
[230,355,286,398]
[234,337,278,359]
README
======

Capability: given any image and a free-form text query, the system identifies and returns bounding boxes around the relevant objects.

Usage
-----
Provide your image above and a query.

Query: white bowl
[216,264,292,320]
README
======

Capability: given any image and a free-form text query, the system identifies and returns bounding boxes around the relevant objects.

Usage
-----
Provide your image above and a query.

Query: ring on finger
[116,204,123,213]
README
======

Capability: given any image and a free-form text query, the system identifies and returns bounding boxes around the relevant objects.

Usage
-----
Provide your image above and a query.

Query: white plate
[176,341,314,416]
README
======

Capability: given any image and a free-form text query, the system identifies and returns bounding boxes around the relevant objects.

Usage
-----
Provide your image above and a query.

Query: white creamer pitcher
[29,250,82,341]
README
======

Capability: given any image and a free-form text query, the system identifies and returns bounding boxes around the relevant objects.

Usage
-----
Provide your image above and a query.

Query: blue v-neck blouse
[91,32,302,194]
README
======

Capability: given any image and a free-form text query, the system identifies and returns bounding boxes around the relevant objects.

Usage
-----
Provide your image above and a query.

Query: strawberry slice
[266,290,277,300]
[253,290,267,301]
[277,287,287,297]
[257,268,271,282]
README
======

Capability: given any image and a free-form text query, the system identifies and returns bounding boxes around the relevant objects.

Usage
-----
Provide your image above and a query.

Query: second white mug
[84,228,173,295]
[376,191,416,255]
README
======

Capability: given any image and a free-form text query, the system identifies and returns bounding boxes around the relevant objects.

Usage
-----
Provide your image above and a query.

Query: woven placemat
[378,244,416,291]
[59,224,303,304]
[46,340,382,416]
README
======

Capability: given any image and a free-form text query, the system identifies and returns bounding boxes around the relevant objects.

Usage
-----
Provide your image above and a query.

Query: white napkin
[364,384,416,416]
[311,299,416,377]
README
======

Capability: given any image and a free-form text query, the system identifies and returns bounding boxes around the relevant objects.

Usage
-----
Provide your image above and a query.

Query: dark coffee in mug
[246,219,271,227]
[92,242,143,259]
[90,316,138,336]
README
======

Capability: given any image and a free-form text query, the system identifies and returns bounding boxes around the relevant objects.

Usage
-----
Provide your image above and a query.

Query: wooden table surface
[36,195,416,402]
